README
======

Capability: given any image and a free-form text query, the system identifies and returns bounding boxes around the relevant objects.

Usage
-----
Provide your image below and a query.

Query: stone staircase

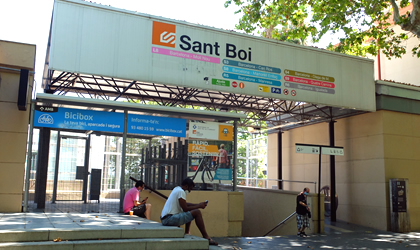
[0,212,217,249]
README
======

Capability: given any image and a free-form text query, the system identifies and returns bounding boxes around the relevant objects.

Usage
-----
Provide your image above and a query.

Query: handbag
[307,211,311,218]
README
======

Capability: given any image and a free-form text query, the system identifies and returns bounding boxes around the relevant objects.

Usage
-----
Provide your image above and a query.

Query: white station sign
[321,147,344,156]
[296,144,344,156]
[295,145,320,154]
[48,0,376,112]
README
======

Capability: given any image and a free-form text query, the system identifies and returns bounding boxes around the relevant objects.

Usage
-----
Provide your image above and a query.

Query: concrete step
[0,227,184,242]
[0,213,184,242]
[0,213,221,249]
[0,235,210,249]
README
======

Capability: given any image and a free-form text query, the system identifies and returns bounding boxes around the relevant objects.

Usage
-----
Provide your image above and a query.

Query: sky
[0,0,243,92]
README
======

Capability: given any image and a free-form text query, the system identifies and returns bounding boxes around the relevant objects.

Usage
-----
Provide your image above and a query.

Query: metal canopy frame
[42,69,366,131]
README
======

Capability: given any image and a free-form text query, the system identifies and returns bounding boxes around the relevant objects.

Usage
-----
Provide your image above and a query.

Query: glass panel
[55,137,85,200]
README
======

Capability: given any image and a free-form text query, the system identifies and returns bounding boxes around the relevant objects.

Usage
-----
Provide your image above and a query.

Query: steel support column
[119,111,128,213]
[35,127,51,209]
[82,135,91,203]
[277,131,283,189]
[233,120,238,191]
[52,131,61,203]
[329,121,337,221]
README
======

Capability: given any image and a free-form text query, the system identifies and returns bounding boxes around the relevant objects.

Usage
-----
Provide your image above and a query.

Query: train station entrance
[26,0,375,223]
[25,94,245,213]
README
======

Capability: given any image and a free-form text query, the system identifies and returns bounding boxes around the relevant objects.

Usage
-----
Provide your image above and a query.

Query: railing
[129,176,168,200]
[138,142,189,191]
[263,211,296,236]
[237,177,317,191]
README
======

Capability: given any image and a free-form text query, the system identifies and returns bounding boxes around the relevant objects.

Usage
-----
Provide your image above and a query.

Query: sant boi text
[179,35,252,61]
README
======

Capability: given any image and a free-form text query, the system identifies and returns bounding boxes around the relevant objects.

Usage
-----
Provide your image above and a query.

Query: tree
[105,136,161,188]
[225,0,420,58]
[124,137,161,179]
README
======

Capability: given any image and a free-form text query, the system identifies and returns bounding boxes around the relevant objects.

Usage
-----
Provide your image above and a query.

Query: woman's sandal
[208,238,218,246]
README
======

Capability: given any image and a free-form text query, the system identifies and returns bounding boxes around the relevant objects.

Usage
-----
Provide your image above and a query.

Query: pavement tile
[1,212,419,249]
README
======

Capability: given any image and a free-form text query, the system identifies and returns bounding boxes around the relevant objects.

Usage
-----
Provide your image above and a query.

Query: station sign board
[321,146,344,156]
[49,0,376,112]
[295,144,344,156]
[295,145,320,154]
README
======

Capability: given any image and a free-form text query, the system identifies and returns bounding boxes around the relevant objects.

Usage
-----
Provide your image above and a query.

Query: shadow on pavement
[213,218,420,249]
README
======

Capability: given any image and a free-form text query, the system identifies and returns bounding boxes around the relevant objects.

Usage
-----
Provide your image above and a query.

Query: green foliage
[106,136,162,182]
[225,0,419,58]
[236,127,268,184]
[412,44,420,57]
[126,137,161,171]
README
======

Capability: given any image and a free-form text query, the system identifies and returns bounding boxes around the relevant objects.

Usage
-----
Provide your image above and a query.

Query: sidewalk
[1,212,418,249]
[213,219,420,249]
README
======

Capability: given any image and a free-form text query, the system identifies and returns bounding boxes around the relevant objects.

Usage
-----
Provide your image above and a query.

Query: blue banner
[34,106,187,137]
[222,72,281,86]
[127,114,186,137]
[34,107,124,133]
[222,59,281,74]
[222,66,281,80]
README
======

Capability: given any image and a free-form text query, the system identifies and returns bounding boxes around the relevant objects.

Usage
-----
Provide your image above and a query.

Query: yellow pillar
[0,40,36,212]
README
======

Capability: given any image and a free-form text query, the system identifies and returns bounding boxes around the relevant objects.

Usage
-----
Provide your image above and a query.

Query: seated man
[123,180,151,219]
[160,178,218,246]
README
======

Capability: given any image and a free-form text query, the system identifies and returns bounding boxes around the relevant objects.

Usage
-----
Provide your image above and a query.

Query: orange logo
[152,21,176,48]
[218,125,233,141]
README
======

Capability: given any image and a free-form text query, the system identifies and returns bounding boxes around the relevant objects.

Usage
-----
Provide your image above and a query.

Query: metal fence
[237,177,317,192]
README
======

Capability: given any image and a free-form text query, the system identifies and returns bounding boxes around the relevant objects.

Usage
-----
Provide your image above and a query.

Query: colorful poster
[187,140,233,181]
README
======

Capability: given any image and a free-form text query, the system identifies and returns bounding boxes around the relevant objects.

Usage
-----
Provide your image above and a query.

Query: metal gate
[50,133,90,203]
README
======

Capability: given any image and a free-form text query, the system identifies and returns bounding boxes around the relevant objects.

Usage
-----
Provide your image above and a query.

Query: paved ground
[213,219,420,249]
[1,210,419,249]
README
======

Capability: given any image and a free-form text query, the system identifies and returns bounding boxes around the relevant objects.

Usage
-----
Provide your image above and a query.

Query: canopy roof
[42,0,372,131]
[43,71,365,131]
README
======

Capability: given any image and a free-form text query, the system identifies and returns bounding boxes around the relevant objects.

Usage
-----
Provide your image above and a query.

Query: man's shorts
[125,204,146,218]
[296,214,310,229]
[161,212,194,227]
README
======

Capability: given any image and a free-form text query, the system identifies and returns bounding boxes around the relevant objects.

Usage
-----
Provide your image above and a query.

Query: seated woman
[123,180,151,219]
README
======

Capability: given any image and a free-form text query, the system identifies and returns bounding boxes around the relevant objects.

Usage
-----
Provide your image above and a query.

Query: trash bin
[389,178,410,232]
[89,169,102,202]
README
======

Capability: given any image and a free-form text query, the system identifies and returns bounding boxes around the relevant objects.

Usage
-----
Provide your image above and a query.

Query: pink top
[123,187,139,213]
[218,148,228,163]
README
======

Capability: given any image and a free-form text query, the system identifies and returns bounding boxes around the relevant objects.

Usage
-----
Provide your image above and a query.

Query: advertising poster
[187,140,233,182]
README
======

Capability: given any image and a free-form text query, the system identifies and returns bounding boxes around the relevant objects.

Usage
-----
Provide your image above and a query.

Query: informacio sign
[188,121,233,141]
[34,106,186,137]
[49,0,375,112]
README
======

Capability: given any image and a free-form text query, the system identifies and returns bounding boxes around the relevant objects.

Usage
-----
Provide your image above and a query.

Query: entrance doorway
[51,133,90,203]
